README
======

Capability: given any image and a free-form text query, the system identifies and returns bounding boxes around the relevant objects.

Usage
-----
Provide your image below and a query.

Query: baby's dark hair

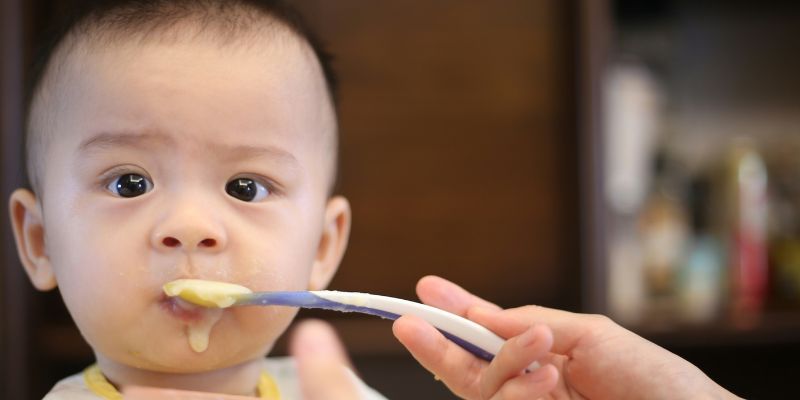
[25,0,339,195]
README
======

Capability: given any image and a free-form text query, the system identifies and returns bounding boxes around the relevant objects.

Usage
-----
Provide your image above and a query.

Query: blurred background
[1,0,799,398]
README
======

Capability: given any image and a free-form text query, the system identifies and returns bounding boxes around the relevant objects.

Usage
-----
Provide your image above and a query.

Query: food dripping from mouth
[161,279,253,352]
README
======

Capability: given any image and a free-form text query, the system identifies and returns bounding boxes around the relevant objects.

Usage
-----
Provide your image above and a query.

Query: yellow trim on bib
[83,363,280,399]
[84,365,122,400]
[257,371,281,399]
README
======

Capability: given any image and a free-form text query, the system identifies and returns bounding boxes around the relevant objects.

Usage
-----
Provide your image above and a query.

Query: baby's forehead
[43,24,330,140]
[39,13,328,125]
[66,32,331,135]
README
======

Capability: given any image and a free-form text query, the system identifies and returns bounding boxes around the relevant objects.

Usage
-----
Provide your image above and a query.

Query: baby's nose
[159,235,219,250]
[151,213,227,253]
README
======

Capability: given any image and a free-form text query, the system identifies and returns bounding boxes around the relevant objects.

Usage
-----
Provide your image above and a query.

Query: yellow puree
[163,279,253,308]
[162,279,253,352]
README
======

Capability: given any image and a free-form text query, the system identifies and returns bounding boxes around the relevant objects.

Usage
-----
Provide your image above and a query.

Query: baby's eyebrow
[216,144,300,167]
[78,131,174,153]
[78,130,301,168]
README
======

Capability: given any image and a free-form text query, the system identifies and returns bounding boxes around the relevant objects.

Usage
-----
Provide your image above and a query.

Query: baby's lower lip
[159,294,206,322]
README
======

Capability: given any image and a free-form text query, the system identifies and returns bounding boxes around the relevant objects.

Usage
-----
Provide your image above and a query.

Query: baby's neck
[95,354,264,396]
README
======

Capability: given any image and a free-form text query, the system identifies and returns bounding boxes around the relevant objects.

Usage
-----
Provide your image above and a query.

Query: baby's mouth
[159,293,207,322]
[159,293,225,353]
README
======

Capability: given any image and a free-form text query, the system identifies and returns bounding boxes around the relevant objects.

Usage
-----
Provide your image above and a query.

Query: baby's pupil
[226,178,256,201]
[117,174,148,197]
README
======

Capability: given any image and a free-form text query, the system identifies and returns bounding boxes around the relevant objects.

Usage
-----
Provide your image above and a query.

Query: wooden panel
[578,0,611,313]
[2,0,33,398]
[296,0,579,308]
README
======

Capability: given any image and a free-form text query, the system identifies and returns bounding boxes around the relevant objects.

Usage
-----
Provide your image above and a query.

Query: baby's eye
[226,178,269,202]
[107,173,153,198]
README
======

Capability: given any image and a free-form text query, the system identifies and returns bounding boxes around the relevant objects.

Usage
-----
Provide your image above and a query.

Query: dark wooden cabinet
[297,0,581,309]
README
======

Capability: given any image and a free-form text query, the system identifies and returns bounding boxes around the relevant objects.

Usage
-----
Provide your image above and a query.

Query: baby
[9,0,383,398]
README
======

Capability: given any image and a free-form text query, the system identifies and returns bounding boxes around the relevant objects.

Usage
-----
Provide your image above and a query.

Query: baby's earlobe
[8,188,57,291]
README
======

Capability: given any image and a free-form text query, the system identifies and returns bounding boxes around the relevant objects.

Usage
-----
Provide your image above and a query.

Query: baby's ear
[9,188,56,291]
[309,196,351,291]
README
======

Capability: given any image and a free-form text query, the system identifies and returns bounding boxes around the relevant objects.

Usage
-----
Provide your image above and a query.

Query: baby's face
[36,36,338,372]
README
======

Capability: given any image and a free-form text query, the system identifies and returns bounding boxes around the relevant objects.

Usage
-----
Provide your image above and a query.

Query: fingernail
[529,365,552,382]
[517,326,538,348]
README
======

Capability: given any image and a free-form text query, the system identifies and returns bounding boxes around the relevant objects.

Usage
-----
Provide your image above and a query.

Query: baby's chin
[88,307,293,374]
[99,331,278,374]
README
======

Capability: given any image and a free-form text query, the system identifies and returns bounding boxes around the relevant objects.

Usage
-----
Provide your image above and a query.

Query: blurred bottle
[678,177,724,324]
[603,61,662,325]
[638,151,688,323]
[724,140,769,327]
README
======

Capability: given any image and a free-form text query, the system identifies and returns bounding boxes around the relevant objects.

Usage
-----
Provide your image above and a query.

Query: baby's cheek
[233,242,317,291]
[241,266,311,292]
[230,305,298,348]
[55,264,131,328]
[246,304,297,331]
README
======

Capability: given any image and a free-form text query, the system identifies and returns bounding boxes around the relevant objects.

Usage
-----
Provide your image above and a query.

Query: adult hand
[393,275,740,400]
[289,318,361,400]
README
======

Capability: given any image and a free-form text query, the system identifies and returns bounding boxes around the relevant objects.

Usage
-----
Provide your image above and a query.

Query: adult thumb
[289,319,360,400]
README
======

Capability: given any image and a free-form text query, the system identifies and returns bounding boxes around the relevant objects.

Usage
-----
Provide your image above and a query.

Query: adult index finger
[416,275,502,317]
[468,305,601,357]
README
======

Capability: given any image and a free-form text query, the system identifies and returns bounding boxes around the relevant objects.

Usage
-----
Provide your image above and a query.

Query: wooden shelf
[627,311,800,348]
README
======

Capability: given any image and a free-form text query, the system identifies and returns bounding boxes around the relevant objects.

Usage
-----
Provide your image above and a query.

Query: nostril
[199,238,217,247]
[162,237,181,247]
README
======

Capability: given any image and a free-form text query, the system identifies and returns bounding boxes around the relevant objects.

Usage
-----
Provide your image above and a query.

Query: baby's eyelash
[260,177,284,196]
[98,166,151,187]
[232,175,283,196]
